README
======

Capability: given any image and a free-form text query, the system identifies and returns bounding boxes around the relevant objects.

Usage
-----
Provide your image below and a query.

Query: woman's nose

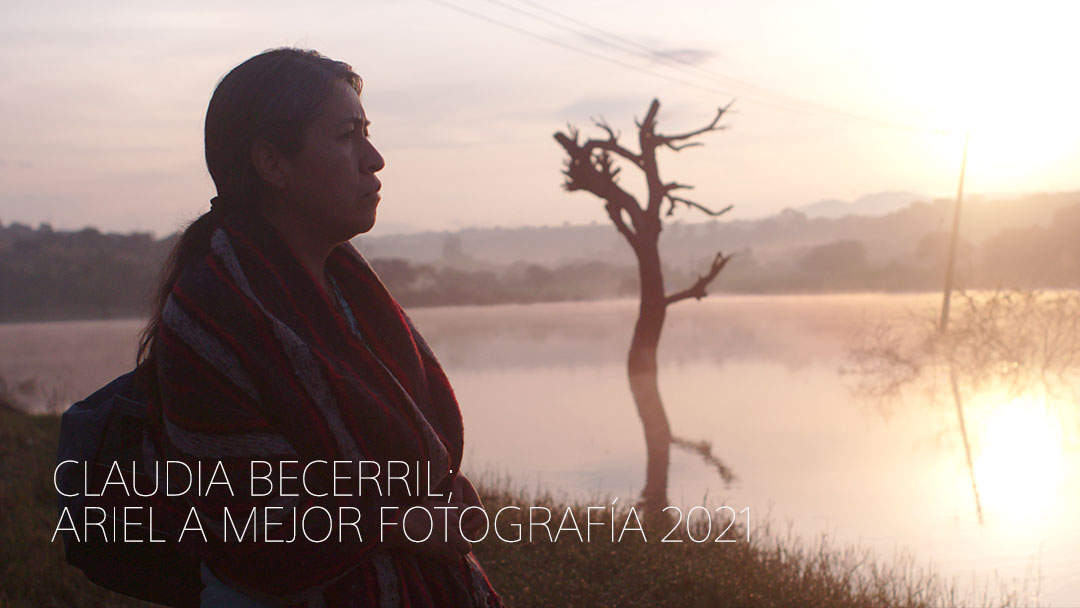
[362,141,385,174]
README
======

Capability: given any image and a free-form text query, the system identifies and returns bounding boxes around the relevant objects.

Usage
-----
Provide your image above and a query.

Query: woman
[135,47,505,608]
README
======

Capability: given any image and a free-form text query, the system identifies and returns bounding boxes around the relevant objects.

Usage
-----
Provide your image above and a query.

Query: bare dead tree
[554,98,736,515]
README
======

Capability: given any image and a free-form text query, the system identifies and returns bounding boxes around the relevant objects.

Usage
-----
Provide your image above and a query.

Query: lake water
[3,295,1077,605]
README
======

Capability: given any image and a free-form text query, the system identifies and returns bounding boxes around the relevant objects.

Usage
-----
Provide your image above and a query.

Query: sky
[1,0,1079,237]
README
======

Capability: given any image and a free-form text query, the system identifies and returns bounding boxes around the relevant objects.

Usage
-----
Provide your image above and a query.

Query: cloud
[646,47,716,67]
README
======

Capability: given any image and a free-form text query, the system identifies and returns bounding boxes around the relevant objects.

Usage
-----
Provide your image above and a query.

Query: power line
[492,0,852,118]
[430,0,838,121]
[504,0,947,135]
[429,0,950,136]
[426,0,747,97]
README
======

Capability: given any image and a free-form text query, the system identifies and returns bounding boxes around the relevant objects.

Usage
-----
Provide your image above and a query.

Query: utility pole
[939,131,970,333]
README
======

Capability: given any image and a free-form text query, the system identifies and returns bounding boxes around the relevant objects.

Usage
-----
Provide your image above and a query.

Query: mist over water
[3,294,1077,604]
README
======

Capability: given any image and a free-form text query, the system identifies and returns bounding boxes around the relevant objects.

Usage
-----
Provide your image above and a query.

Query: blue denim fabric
[200,562,278,607]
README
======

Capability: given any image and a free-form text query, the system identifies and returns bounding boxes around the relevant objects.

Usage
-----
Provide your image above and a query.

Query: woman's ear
[250,141,288,190]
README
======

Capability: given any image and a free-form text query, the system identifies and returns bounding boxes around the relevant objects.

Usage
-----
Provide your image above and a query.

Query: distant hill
[354,191,1077,270]
[795,191,928,218]
[3,190,1079,322]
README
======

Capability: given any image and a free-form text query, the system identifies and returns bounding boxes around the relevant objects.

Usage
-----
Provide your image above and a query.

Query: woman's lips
[361,191,381,205]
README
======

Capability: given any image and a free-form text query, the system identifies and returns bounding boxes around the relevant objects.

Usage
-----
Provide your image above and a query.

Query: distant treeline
[3,195,1080,322]
[699,200,1080,291]
[0,224,171,322]
[0,223,642,322]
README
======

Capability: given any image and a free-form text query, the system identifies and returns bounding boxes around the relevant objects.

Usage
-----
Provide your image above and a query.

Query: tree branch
[605,201,637,247]
[665,140,704,152]
[554,130,646,236]
[592,116,619,142]
[665,251,732,305]
[664,194,734,218]
[555,132,620,189]
[638,99,662,146]
[652,100,734,149]
[580,115,642,168]
[672,435,736,485]
[663,182,694,193]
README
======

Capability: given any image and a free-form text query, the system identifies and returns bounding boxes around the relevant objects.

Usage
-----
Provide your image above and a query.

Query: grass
[1,404,158,607]
[0,405,1034,607]
[469,472,1035,608]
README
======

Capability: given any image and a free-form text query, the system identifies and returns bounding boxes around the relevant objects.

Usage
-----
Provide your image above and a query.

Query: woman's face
[276,81,385,242]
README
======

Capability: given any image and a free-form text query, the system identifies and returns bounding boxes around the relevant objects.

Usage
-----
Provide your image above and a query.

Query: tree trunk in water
[628,238,671,515]
[553,101,733,519]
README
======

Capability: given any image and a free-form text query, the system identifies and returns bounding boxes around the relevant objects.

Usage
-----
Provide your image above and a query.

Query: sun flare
[972,394,1065,519]
[872,0,1080,189]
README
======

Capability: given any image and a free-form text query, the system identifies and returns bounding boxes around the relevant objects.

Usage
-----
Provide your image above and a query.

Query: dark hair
[135,47,361,394]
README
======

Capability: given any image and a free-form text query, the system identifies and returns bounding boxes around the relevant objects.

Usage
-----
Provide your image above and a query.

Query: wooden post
[939,131,970,333]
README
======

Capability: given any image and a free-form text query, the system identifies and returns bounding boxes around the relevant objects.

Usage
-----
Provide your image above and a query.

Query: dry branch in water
[843,288,1080,403]
[672,435,737,486]
[666,252,734,306]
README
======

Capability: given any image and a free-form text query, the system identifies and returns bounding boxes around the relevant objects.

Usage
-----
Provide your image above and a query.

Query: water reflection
[844,289,1080,530]
[971,392,1066,521]
[949,365,984,521]
[2,295,1077,604]
[0,318,142,413]
[413,295,911,372]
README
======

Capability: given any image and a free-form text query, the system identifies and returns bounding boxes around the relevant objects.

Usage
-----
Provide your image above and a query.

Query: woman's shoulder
[162,226,262,335]
[170,230,239,301]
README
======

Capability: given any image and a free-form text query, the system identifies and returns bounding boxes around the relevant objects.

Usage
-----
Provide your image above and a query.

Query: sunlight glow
[873,0,1080,189]
[972,394,1065,520]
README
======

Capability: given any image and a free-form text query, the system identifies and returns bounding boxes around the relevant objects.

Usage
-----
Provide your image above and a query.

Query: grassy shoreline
[1,406,1032,607]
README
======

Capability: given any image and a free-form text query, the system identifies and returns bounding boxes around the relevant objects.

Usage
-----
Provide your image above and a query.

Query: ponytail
[134,201,246,397]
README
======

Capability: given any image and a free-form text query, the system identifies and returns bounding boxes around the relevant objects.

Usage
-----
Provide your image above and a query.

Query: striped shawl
[143,211,504,607]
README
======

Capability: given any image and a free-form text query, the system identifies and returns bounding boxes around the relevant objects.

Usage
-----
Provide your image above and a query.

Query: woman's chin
[352,209,377,236]
[326,212,376,243]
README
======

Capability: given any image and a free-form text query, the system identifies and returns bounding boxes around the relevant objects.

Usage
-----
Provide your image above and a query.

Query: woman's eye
[340,130,354,140]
